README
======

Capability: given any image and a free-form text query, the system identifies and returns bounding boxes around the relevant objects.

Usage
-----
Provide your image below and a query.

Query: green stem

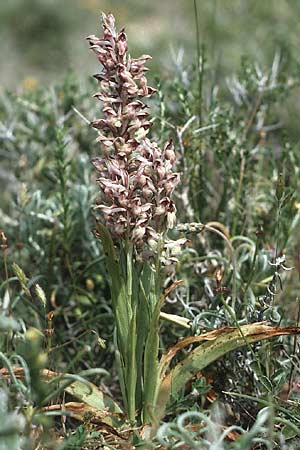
[243,236,260,295]
[121,242,138,423]
[193,0,203,127]
[127,307,137,423]
[232,154,245,236]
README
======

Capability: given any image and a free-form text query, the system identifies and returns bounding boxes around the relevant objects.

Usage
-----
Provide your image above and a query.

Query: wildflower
[87,13,179,247]
[21,76,38,91]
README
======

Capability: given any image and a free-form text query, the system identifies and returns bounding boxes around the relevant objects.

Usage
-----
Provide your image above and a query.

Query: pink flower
[88,13,180,247]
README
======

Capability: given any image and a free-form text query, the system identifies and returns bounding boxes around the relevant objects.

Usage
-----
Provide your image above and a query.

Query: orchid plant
[87,12,180,424]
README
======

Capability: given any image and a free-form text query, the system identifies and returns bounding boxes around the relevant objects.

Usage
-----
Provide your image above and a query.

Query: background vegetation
[1,1,300,449]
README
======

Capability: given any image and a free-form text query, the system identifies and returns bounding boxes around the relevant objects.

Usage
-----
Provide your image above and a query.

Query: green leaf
[96,222,130,355]
[259,375,273,393]
[0,315,20,332]
[126,307,137,423]
[115,344,127,413]
[135,266,150,410]
[159,312,191,329]
[282,424,298,440]
[143,322,160,424]
[65,379,122,415]
[142,289,163,423]
[143,280,183,424]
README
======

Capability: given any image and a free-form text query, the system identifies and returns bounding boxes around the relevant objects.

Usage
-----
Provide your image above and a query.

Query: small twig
[72,106,91,125]
[193,123,220,135]
[176,115,196,171]
[193,0,203,127]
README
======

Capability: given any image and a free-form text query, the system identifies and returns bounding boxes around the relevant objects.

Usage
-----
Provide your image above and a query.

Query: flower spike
[88,13,180,247]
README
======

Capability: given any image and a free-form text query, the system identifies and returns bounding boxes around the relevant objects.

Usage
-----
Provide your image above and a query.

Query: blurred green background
[1,0,300,91]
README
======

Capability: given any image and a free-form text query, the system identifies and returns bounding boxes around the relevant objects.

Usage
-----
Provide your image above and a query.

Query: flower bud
[135,174,147,186]
[155,162,166,180]
[116,31,128,56]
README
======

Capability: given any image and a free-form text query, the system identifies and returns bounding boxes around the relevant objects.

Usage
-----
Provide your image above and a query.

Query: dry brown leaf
[43,401,112,423]
[163,279,184,299]
[205,221,231,239]
[0,367,123,426]
[159,323,268,380]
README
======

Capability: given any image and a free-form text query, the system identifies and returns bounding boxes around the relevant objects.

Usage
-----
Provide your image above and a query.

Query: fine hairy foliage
[1,5,300,450]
